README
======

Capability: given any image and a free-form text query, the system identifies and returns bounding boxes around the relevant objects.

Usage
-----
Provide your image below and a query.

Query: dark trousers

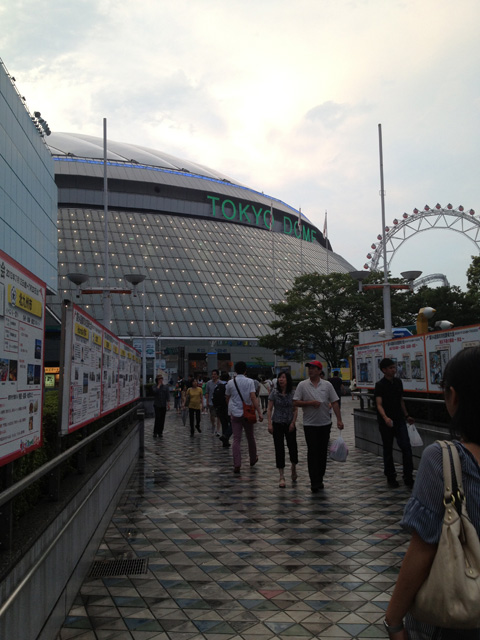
[303,424,332,489]
[272,422,298,469]
[379,418,413,481]
[189,408,201,434]
[216,406,232,441]
[154,406,167,436]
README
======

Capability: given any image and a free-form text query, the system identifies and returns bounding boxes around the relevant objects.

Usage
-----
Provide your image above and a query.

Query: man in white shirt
[226,361,263,474]
[294,360,344,492]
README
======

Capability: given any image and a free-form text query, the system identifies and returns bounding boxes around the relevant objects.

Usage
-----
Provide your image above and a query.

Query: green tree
[411,285,479,329]
[466,255,480,295]
[258,272,382,369]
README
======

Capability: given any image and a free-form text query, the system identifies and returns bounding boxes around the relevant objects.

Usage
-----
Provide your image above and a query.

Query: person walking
[226,361,263,473]
[384,347,480,639]
[205,369,221,436]
[152,374,170,438]
[258,376,269,414]
[374,358,414,488]
[184,378,203,437]
[267,371,298,487]
[293,360,344,492]
[213,372,232,447]
[328,370,344,406]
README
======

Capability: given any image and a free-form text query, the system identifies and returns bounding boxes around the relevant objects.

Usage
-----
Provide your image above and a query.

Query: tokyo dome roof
[47,132,242,185]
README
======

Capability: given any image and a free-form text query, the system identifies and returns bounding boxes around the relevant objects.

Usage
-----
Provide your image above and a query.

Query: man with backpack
[212,372,231,447]
[205,369,222,436]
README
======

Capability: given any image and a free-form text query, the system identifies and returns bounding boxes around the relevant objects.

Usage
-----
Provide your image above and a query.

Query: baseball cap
[306,360,323,370]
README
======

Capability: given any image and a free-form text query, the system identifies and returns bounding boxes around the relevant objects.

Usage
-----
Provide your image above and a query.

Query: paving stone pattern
[57,397,413,640]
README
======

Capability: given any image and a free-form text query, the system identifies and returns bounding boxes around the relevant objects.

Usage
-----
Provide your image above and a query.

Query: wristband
[383,618,404,633]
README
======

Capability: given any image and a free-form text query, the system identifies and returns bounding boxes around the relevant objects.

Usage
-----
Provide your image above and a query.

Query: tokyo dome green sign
[207,196,317,243]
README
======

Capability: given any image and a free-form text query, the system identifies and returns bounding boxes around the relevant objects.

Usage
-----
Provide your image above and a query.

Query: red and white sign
[0,250,46,466]
[61,303,141,434]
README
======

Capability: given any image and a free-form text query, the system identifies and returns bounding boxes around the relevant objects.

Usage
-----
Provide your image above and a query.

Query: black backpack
[212,383,226,408]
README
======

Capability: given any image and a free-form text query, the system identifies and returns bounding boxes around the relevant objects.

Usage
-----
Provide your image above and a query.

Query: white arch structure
[413,273,450,289]
[364,204,478,272]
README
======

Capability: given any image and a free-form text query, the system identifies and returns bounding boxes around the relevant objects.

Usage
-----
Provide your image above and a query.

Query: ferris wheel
[364,204,478,272]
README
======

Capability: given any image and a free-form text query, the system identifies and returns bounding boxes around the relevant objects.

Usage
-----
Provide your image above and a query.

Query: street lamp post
[124,273,147,391]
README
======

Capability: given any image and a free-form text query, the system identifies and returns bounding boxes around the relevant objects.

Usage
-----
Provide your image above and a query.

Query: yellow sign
[113,344,119,354]
[104,339,112,351]
[8,284,43,318]
[93,333,102,346]
[74,323,89,340]
[45,367,60,374]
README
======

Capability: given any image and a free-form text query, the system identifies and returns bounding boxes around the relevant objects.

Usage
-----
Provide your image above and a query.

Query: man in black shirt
[328,371,344,406]
[374,358,414,488]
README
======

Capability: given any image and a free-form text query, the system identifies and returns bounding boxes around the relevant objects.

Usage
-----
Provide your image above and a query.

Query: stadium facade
[46,131,355,379]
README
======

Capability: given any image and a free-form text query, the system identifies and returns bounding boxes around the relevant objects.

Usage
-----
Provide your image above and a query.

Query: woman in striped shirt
[385,347,480,639]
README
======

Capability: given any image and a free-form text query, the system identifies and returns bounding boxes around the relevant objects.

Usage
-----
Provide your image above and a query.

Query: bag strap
[233,377,246,404]
[438,440,465,509]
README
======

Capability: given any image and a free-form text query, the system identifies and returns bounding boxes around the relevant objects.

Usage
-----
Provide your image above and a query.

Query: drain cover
[89,558,148,578]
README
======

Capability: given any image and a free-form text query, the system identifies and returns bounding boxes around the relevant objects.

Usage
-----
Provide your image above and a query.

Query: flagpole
[298,207,303,275]
[324,210,329,274]
[270,202,277,374]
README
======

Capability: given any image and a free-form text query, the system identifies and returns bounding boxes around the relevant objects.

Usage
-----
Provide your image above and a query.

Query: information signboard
[354,342,385,388]
[384,336,426,392]
[0,250,46,466]
[355,324,480,393]
[61,303,140,434]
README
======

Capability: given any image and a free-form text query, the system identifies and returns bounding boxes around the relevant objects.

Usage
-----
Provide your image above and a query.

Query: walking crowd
[152,348,480,638]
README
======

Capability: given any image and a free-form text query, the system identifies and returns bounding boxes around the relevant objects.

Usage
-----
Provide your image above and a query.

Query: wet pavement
[57,397,413,639]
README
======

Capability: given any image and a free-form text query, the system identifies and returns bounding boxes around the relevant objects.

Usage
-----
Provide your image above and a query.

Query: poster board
[354,342,385,388]
[384,336,426,392]
[0,250,46,466]
[355,324,480,393]
[61,303,141,434]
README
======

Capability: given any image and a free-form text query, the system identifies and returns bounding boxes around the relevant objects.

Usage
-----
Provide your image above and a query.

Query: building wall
[0,61,58,293]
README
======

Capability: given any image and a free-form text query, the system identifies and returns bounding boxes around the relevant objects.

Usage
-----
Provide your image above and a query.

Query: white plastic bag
[407,422,423,447]
[329,436,348,462]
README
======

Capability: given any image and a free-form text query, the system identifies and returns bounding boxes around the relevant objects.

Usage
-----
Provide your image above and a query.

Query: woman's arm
[290,405,298,431]
[385,531,437,638]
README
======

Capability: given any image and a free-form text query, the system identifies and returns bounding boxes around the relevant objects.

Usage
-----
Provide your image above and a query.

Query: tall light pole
[378,124,392,340]
[124,273,147,391]
[103,118,111,326]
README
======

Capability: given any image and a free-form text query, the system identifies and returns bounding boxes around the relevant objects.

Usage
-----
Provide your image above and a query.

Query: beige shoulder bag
[412,440,480,629]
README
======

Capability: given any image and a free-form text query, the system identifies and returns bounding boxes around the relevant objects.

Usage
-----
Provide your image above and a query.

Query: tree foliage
[258,272,381,369]
[466,255,480,295]
[259,265,480,369]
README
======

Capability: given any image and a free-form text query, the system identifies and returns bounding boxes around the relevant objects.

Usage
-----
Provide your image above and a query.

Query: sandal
[291,466,298,482]
[279,478,286,488]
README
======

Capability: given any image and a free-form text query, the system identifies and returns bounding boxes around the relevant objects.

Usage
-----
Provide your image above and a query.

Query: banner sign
[61,303,140,434]
[0,250,46,466]
[355,324,480,393]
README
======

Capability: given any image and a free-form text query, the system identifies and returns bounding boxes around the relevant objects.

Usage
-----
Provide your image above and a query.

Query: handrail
[0,405,139,509]
[352,391,445,405]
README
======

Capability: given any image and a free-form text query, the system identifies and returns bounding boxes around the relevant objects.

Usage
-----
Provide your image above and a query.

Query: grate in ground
[89,558,148,578]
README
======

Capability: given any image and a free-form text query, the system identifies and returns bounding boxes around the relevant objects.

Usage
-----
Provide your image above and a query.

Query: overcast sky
[2,0,479,289]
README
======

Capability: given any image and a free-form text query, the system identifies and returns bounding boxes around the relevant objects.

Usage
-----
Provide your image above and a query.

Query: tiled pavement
[57,397,413,640]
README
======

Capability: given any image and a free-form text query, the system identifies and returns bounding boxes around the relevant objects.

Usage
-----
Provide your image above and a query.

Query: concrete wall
[0,422,140,640]
[354,408,450,470]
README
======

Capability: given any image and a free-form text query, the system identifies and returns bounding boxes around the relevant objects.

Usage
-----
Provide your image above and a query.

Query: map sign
[0,250,46,466]
[61,303,141,434]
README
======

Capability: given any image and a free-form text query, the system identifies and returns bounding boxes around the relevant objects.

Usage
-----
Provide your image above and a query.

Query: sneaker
[388,478,400,488]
